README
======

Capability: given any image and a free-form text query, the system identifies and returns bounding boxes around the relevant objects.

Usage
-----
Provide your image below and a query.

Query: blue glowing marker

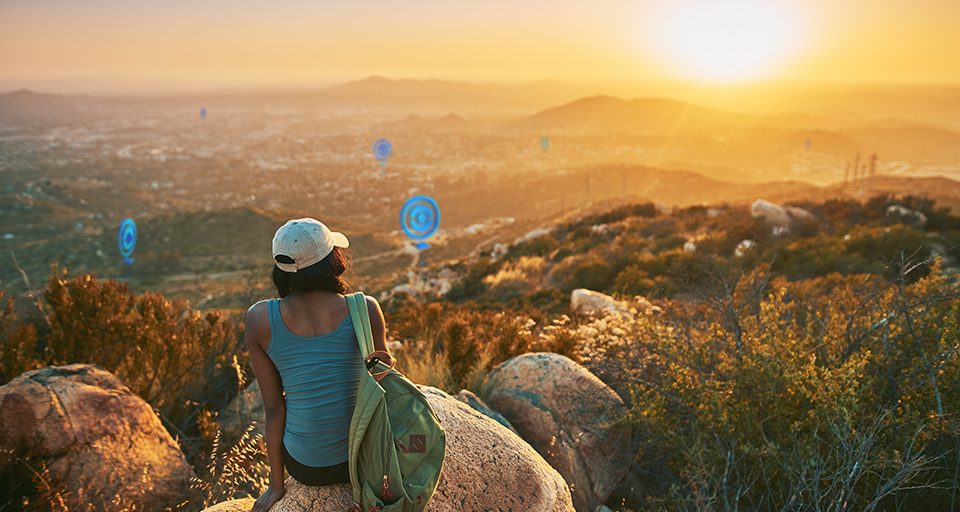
[400,195,440,250]
[373,138,393,164]
[540,134,550,153]
[117,218,137,265]
[199,107,207,120]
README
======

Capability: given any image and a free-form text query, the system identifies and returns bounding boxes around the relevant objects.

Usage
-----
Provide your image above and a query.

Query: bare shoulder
[364,294,382,314]
[246,299,271,322]
[244,300,272,348]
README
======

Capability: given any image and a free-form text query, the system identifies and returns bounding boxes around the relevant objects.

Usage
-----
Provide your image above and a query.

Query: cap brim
[331,231,349,248]
[276,261,298,273]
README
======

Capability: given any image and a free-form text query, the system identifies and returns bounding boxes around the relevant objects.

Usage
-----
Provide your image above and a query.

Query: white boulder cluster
[384,268,459,300]
[570,288,660,319]
[886,205,927,227]
[750,199,815,232]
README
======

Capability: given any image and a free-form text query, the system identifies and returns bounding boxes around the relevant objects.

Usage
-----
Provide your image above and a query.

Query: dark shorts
[282,443,350,486]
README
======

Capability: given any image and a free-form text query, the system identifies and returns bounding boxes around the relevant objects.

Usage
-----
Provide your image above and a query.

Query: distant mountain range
[521,95,754,131]
[323,76,588,109]
[0,76,592,114]
[4,77,960,125]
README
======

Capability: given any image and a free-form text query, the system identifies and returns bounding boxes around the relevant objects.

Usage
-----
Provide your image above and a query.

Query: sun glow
[650,0,806,82]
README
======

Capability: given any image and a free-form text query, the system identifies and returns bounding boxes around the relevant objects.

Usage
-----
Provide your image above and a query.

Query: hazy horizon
[7,75,960,98]
[3,0,960,96]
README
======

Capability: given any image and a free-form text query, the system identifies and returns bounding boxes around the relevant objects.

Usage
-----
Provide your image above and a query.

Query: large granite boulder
[455,389,517,434]
[200,386,573,512]
[0,364,196,511]
[482,353,631,512]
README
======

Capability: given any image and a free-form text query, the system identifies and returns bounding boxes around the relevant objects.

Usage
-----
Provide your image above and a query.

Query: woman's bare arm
[365,295,388,353]
[244,301,286,499]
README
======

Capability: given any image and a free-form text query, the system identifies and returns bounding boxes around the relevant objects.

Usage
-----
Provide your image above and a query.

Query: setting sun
[649,0,806,82]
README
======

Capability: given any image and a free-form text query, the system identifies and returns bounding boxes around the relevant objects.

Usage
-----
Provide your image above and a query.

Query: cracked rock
[0,364,196,511]
[201,386,573,512]
[481,353,631,512]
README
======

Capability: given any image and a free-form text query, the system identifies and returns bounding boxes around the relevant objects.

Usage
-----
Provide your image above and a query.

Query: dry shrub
[482,255,547,291]
[186,426,269,509]
[41,270,239,437]
[0,291,38,383]
[0,448,161,512]
[389,301,536,392]
[573,264,960,510]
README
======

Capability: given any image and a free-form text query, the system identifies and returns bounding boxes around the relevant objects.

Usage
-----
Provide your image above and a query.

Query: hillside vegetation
[1,194,958,510]
[445,193,959,312]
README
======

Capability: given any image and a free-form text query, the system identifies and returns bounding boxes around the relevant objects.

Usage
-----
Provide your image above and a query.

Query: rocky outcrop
[886,205,927,227]
[387,270,456,300]
[571,289,659,319]
[751,199,815,231]
[571,289,632,318]
[0,364,195,511]
[455,389,517,434]
[482,353,631,512]
[201,386,573,512]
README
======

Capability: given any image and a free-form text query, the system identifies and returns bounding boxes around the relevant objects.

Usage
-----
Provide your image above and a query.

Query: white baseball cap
[272,218,349,273]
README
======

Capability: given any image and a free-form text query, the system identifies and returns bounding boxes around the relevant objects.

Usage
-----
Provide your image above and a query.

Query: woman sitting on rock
[244,218,389,512]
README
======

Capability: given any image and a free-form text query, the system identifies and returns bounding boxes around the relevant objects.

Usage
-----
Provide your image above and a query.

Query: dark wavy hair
[272,247,352,298]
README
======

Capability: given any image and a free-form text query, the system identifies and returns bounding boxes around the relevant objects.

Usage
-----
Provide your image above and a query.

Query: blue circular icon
[199,107,207,120]
[373,138,392,162]
[400,195,440,249]
[117,218,137,265]
[540,134,550,153]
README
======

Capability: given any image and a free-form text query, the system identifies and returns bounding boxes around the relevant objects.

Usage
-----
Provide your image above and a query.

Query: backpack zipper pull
[382,474,393,500]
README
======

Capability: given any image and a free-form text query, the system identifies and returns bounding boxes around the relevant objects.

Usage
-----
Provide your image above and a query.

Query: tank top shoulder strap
[266,298,284,355]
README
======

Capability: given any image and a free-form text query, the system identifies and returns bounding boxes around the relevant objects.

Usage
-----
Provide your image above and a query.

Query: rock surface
[482,353,632,512]
[201,386,573,512]
[0,364,195,511]
[571,289,659,319]
[751,199,815,230]
[570,288,633,318]
[886,204,928,226]
[455,389,517,434]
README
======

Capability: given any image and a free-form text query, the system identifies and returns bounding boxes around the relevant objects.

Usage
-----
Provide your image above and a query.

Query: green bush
[575,267,960,510]
[548,253,615,293]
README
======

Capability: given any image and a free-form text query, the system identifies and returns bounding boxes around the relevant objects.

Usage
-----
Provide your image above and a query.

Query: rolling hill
[522,95,754,131]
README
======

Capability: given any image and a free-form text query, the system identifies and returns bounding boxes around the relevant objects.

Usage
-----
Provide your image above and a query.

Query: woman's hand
[250,486,285,512]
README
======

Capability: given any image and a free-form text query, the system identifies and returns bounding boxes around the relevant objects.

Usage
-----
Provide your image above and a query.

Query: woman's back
[265,294,363,468]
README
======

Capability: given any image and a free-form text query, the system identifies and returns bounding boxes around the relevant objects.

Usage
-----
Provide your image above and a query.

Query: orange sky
[1,0,959,93]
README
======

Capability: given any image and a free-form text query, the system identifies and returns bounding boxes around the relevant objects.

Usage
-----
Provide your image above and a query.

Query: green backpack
[344,292,445,512]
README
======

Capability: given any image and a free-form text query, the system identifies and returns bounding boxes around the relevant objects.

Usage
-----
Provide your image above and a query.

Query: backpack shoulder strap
[345,292,374,359]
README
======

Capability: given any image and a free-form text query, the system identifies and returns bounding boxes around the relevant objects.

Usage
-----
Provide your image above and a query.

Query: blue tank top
[266,298,363,467]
